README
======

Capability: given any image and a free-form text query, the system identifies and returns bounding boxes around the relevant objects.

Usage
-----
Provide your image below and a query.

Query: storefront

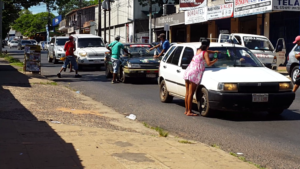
[152,12,185,43]
[185,6,208,42]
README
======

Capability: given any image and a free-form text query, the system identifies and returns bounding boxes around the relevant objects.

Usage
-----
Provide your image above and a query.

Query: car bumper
[208,90,295,111]
[77,57,105,65]
[123,68,159,78]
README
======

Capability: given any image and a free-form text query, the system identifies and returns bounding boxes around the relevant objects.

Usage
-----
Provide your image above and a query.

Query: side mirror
[181,64,189,69]
[50,43,54,46]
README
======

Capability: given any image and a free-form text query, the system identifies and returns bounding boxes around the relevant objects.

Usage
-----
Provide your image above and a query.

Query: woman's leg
[186,82,198,116]
[70,63,73,72]
[184,80,190,115]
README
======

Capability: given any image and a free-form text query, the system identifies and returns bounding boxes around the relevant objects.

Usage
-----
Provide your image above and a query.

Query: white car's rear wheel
[160,80,173,103]
[291,66,299,84]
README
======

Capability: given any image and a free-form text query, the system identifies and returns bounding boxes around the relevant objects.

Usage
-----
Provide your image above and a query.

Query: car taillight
[287,56,289,61]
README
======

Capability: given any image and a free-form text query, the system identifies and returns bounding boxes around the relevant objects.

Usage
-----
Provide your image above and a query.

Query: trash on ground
[126,114,136,120]
[76,91,80,94]
[237,152,243,155]
[51,121,61,124]
[20,153,23,155]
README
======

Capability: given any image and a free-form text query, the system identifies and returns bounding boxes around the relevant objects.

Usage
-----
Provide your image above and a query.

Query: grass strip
[143,122,169,137]
[230,152,266,169]
[0,54,24,67]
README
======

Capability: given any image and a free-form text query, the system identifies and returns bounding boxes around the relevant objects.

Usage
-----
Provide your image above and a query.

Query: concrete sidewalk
[0,58,256,169]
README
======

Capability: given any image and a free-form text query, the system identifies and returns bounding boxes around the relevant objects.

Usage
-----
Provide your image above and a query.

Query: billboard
[207,3,233,20]
[52,15,62,27]
[234,0,272,18]
[273,0,300,11]
[185,7,207,25]
[180,0,207,11]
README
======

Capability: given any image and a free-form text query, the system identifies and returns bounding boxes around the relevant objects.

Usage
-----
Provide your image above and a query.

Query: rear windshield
[22,41,32,44]
[243,36,274,51]
[207,47,264,68]
[123,44,155,57]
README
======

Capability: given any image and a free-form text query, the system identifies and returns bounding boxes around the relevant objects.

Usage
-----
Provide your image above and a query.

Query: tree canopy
[12,12,55,37]
[2,2,22,39]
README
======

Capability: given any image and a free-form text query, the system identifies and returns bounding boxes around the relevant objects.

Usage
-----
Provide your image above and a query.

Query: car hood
[126,56,160,64]
[78,47,109,54]
[203,67,290,83]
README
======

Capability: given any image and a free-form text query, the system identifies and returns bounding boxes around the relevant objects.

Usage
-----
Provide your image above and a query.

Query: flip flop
[186,113,199,116]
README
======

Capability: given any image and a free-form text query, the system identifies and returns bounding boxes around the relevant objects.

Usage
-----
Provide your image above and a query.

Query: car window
[56,39,69,46]
[162,46,175,62]
[181,47,194,68]
[78,38,104,48]
[50,38,55,43]
[234,36,242,45]
[166,46,183,65]
[294,45,300,52]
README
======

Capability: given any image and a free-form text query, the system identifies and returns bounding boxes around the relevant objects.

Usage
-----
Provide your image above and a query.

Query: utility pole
[104,7,106,43]
[108,0,111,43]
[79,0,82,34]
[149,0,152,44]
[98,0,101,37]
[0,0,3,53]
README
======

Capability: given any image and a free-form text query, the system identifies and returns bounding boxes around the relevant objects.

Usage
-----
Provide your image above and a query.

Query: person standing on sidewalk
[106,35,129,84]
[293,36,300,92]
[183,39,218,116]
[149,33,170,58]
[57,36,81,78]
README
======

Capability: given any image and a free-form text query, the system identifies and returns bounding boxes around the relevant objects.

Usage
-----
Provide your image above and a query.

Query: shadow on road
[172,100,300,121]
[0,63,83,168]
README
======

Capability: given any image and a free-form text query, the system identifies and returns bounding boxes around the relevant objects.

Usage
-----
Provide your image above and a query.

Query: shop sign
[225,0,234,3]
[273,0,300,11]
[207,3,233,20]
[152,12,185,28]
[180,0,207,11]
[185,6,207,25]
[68,27,74,33]
[234,0,273,18]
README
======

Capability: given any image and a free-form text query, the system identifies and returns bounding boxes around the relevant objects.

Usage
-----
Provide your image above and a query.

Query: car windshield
[22,41,32,44]
[56,39,69,46]
[243,36,274,51]
[11,41,17,43]
[78,38,105,48]
[123,45,154,57]
[207,47,264,68]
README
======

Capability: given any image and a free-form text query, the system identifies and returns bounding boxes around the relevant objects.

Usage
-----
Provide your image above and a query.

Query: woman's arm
[207,50,219,54]
[204,51,218,66]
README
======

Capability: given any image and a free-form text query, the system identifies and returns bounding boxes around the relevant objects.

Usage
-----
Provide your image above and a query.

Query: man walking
[106,35,129,84]
[293,36,300,92]
[149,33,170,58]
[57,36,81,78]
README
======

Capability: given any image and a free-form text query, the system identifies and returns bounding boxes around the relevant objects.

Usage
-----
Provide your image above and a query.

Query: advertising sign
[52,15,62,27]
[152,12,185,28]
[225,0,234,3]
[207,3,234,20]
[234,0,272,17]
[185,7,207,25]
[273,0,300,11]
[180,0,207,11]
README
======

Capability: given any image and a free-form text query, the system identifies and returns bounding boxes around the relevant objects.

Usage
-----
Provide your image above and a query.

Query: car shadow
[172,99,300,121]
[0,64,84,168]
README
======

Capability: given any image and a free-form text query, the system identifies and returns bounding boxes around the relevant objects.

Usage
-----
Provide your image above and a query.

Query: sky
[28,3,59,16]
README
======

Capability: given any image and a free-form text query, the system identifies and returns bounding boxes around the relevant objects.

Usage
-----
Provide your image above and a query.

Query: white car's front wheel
[197,88,212,117]
[291,66,299,84]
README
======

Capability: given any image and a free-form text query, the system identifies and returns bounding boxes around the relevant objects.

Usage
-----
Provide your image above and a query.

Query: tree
[57,0,99,18]
[2,2,22,39]
[12,12,55,37]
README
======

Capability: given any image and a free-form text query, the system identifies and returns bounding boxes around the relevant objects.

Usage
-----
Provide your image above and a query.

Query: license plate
[146,74,156,78]
[94,60,100,63]
[252,94,268,102]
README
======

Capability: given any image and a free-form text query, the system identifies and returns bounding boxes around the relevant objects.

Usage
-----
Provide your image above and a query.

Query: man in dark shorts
[293,36,300,92]
[57,36,81,78]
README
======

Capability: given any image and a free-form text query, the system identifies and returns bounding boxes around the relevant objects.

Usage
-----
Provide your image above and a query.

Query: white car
[71,34,109,70]
[29,39,37,45]
[48,36,69,64]
[9,40,18,48]
[158,42,295,116]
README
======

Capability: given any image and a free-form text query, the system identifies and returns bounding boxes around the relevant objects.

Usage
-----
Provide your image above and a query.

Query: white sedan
[158,42,295,116]
[9,40,19,49]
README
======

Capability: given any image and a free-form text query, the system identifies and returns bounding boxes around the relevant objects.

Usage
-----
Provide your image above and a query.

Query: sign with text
[152,12,185,28]
[207,3,234,20]
[180,0,207,11]
[225,0,234,3]
[185,7,207,25]
[234,0,273,17]
[273,0,300,11]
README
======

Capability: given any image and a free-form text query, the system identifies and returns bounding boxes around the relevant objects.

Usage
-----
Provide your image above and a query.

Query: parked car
[29,39,37,45]
[158,42,295,117]
[17,40,32,50]
[104,43,160,83]
[38,41,47,50]
[218,33,286,70]
[9,40,19,49]
[71,34,109,70]
[286,44,300,84]
[48,37,69,64]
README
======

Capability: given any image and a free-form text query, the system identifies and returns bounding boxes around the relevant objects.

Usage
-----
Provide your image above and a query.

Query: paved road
[7,48,300,169]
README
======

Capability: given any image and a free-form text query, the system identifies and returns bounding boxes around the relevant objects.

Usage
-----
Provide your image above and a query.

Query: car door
[177,47,195,97]
[162,46,184,95]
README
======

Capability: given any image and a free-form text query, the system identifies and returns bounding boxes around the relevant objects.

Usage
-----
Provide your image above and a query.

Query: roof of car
[173,42,244,48]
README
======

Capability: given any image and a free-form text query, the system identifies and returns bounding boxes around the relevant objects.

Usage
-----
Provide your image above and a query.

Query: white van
[218,33,286,70]
[158,42,294,117]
